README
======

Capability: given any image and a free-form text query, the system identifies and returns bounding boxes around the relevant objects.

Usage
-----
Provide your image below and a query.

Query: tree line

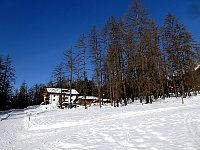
[1,0,200,110]
[0,55,45,110]
[0,55,15,110]
[51,0,200,107]
[12,81,45,109]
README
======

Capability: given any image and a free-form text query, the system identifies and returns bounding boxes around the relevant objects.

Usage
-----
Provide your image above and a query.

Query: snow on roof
[47,88,61,93]
[62,89,79,95]
[70,89,79,95]
[78,96,98,100]
[102,99,111,102]
[46,88,79,95]
[195,64,200,70]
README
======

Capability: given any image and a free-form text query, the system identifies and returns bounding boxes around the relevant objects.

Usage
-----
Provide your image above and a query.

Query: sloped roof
[62,89,79,95]
[71,89,79,95]
[46,88,79,95]
[195,64,200,70]
[47,88,61,93]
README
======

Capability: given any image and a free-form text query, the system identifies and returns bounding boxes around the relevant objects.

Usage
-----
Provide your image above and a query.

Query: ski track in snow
[0,96,200,150]
[185,113,200,147]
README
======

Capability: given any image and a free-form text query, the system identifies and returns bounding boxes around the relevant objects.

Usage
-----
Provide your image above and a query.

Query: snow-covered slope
[0,96,200,150]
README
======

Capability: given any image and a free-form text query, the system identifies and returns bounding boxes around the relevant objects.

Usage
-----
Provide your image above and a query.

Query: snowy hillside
[0,96,200,150]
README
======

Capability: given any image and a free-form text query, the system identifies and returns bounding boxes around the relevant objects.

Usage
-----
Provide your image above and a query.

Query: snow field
[0,96,200,150]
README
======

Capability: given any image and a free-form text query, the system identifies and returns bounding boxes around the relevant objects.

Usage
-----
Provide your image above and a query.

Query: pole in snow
[28,113,31,127]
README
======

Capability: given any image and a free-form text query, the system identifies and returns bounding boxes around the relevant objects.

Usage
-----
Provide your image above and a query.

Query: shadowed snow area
[0,96,200,150]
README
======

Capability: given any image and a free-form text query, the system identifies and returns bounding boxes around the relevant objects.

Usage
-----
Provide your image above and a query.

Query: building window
[53,99,55,101]
[54,95,56,97]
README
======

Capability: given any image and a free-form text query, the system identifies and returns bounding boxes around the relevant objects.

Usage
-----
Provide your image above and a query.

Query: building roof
[46,88,79,95]
[78,96,98,100]
[195,64,200,70]
[47,88,61,93]
[67,89,79,95]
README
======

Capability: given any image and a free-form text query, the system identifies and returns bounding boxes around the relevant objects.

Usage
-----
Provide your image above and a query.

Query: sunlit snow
[0,96,200,150]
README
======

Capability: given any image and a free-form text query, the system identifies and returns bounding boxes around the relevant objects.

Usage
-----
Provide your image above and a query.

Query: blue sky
[0,0,200,88]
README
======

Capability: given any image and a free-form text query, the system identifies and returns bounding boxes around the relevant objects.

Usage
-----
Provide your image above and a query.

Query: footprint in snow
[99,133,109,137]
[134,138,144,143]
[119,140,134,147]
[150,147,158,150]
[150,131,161,136]
[104,136,116,143]
[158,136,168,141]
[99,132,116,143]
[87,138,102,144]
[127,148,139,150]
[137,144,148,148]
[143,135,151,139]
[135,128,146,134]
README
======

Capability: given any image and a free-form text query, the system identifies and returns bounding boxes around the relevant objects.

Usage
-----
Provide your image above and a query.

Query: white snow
[1,96,200,150]
[47,88,62,93]
[195,64,200,70]
[46,88,79,95]
[78,96,98,100]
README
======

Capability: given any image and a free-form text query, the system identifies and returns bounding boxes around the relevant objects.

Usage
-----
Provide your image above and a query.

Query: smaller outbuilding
[77,96,99,106]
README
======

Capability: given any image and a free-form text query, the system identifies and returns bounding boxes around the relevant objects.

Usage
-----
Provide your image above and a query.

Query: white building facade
[43,88,79,106]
